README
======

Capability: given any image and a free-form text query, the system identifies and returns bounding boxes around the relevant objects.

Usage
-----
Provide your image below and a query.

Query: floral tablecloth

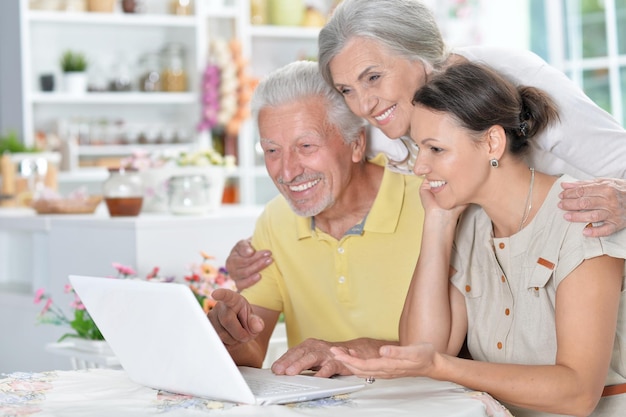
[0,369,512,417]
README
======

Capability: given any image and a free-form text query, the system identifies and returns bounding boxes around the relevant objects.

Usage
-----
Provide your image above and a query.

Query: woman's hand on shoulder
[558,178,626,237]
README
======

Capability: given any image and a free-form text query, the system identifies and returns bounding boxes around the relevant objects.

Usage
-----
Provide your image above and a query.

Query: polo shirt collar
[294,154,405,239]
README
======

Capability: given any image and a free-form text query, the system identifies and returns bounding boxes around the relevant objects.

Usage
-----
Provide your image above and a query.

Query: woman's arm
[334,255,624,417]
[438,255,623,415]
[399,183,467,354]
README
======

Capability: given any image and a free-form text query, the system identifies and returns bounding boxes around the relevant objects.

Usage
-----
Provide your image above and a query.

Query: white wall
[480,0,530,49]
[422,0,530,50]
[0,1,24,137]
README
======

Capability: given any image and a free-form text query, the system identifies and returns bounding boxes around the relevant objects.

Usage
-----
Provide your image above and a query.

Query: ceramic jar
[103,168,143,217]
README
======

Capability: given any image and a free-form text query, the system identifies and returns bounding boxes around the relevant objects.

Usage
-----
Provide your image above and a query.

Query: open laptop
[69,275,364,405]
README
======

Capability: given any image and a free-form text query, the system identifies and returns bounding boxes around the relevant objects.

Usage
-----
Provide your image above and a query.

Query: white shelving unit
[17,0,328,205]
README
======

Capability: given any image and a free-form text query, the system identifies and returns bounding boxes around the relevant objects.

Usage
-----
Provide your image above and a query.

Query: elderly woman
[317,0,626,239]
[332,61,626,417]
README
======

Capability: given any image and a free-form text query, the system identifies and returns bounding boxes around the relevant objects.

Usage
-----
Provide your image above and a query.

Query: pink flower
[112,262,136,277]
[40,298,53,316]
[34,288,45,304]
[70,292,85,310]
[64,284,73,293]
[146,266,160,280]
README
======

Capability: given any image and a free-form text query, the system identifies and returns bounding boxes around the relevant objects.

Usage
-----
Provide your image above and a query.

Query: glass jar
[170,0,192,15]
[103,168,143,217]
[161,43,187,92]
[268,0,304,26]
[168,175,210,215]
[138,53,161,92]
[250,0,267,25]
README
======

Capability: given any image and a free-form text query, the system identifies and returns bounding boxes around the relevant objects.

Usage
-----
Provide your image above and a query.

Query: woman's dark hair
[412,62,559,156]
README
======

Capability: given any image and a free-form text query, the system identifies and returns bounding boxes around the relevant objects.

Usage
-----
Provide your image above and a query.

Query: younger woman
[331,62,626,417]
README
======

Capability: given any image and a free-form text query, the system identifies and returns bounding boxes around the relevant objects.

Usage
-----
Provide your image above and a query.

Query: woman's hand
[329,343,439,380]
[558,178,626,237]
[419,180,467,226]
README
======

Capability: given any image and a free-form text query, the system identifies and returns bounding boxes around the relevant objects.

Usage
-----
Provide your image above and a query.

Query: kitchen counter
[0,204,263,373]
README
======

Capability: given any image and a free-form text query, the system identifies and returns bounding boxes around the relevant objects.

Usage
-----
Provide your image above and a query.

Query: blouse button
[497,342,503,350]
[505,308,510,316]
[498,242,505,249]
[338,276,345,284]
[500,275,506,283]
[338,247,344,254]
[465,285,471,293]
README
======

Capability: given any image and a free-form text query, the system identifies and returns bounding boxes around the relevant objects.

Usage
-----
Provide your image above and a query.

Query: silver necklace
[519,167,535,231]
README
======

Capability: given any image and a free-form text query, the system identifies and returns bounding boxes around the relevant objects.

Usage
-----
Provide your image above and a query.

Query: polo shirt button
[498,242,505,249]
[338,247,344,254]
[338,276,345,284]
[465,285,471,293]
[500,275,506,283]
[497,342,503,350]
[505,308,510,316]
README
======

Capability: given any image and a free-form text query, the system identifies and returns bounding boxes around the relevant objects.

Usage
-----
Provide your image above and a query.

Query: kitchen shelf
[31,92,197,105]
[249,25,320,39]
[76,143,190,156]
[17,0,334,206]
[27,10,197,27]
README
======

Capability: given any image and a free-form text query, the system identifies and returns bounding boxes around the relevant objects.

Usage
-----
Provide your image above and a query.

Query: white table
[0,368,512,417]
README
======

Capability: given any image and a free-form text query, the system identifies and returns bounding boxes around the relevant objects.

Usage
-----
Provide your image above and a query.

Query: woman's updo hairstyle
[412,62,559,156]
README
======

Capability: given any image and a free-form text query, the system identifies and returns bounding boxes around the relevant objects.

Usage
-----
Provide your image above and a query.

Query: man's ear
[486,125,507,161]
[351,128,368,162]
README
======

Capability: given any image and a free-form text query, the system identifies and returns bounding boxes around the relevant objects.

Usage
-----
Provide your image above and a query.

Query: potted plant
[60,50,88,94]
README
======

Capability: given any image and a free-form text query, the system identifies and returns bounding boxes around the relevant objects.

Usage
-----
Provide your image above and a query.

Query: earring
[490,158,499,168]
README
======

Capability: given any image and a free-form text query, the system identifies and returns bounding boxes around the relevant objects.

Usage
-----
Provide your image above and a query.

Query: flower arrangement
[34,252,235,341]
[34,284,104,341]
[119,149,170,171]
[120,148,236,172]
[184,251,235,313]
[175,148,236,168]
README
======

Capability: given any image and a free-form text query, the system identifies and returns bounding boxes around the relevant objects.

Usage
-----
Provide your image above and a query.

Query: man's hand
[208,289,265,346]
[225,239,273,291]
[271,338,393,378]
[559,178,626,237]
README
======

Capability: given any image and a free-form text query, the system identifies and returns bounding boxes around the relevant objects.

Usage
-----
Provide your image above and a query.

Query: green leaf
[69,309,104,341]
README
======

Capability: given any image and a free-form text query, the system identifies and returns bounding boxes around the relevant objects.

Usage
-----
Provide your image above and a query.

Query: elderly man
[208,61,424,378]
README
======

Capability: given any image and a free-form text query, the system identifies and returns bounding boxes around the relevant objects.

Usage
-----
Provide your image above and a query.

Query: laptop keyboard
[245,377,316,396]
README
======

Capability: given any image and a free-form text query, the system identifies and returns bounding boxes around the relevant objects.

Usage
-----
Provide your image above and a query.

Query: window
[533,0,626,126]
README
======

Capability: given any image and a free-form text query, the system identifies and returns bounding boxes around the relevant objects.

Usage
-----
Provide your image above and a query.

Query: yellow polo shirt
[242,155,424,346]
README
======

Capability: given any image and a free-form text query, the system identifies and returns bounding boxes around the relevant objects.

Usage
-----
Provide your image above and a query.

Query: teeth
[289,179,320,192]
[429,180,447,188]
[374,105,396,121]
